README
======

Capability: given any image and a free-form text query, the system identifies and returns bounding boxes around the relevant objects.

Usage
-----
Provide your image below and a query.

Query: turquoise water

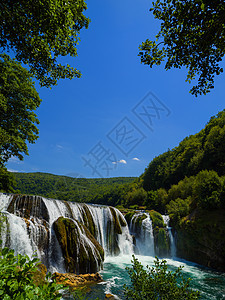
[84,255,225,299]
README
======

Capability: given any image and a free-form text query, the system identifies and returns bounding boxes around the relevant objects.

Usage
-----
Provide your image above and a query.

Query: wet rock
[53,272,103,288]
[7,194,49,222]
[53,217,104,274]
[105,293,116,299]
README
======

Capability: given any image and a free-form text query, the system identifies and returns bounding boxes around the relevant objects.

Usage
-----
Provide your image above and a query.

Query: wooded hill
[13,173,136,206]
[142,110,225,191]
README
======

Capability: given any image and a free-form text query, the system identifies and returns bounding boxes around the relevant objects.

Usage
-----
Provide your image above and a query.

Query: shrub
[0,245,66,299]
[124,256,200,299]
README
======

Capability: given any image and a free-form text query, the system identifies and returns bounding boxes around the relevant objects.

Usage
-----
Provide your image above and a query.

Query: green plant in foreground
[0,245,66,299]
[124,255,200,300]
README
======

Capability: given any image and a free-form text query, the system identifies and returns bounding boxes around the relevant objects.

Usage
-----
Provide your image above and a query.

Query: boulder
[53,272,103,288]
[53,217,104,274]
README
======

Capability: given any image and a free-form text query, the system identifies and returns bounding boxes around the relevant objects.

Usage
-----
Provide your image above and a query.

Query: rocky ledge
[53,272,103,288]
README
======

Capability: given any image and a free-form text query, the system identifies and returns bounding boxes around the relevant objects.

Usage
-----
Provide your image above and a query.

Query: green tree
[139,0,225,96]
[0,0,89,87]
[193,170,222,209]
[125,187,147,207]
[0,54,41,165]
[0,166,15,192]
[166,197,191,225]
[124,256,200,299]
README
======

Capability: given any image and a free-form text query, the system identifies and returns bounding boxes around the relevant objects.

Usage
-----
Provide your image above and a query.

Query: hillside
[138,110,225,271]
[142,110,225,191]
[13,172,136,206]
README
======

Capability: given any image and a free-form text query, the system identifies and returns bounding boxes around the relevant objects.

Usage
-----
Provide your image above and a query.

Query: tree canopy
[142,110,225,191]
[0,54,41,166]
[139,0,225,96]
[0,0,90,87]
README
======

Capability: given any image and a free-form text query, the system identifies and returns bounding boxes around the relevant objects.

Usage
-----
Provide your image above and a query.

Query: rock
[53,272,103,288]
[105,293,116,299]
[154,227,170,257]
[7,194,49,222]
[81,204,97,237]
[53,217,104,274]
[175,209,225,271]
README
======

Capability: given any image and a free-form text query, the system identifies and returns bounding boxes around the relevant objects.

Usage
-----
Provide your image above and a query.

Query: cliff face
[175,209,225,271]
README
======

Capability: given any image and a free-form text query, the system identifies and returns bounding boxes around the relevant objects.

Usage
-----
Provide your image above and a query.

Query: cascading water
[0,193,134,274]
[1,193,224,299]
[162,215,176,258]
[129,212,155,256]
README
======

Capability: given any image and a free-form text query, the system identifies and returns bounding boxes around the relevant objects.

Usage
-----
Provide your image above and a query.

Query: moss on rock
[53,217,104,274]
[154,227,170,257]
[109,207,122,235]
[81,204,97,237]
[149,210,165,229]
[124,211,136,225]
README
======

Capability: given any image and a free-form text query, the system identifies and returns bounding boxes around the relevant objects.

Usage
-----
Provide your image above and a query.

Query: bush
[0,245,66,299]
[124,256,200,299]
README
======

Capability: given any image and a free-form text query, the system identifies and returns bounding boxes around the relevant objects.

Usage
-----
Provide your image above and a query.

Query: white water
[162,214,176,257]
[0,193,134,272]
[89,255,225,300]
[1,193,224,299]
[130,212,155,256]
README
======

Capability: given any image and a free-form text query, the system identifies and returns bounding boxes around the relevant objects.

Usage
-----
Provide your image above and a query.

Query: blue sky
[7,0,225,179]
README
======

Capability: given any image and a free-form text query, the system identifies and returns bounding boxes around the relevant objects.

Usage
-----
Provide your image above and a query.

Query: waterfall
[0,193,134,273]
[130,212,155,256]
[162,215,176,258]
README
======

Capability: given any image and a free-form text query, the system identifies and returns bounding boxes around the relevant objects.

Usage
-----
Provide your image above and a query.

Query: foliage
[125,187,147,207]
[193,170,222,209]
[0,245,66,299]
[72,289,100,300]
[149,210,165,229]
[0,54,41,165]
[166,169,225,227]
[142,110,225,191]
[0,166,15,192]
[139,0,225,96]
[0,0,89,87]
[167,177,194,204]
[13,172,136,205]
[124,255,200,299]
[145,189,167,213]
[166,197,191,225]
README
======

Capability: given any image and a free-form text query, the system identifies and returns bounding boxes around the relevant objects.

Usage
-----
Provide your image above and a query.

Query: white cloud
[8,156,23,164]
[119,159,127,164]
[7,168,19,173]
[132,157,140,161]
[56,144,64,150]
[112,159,127,165]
